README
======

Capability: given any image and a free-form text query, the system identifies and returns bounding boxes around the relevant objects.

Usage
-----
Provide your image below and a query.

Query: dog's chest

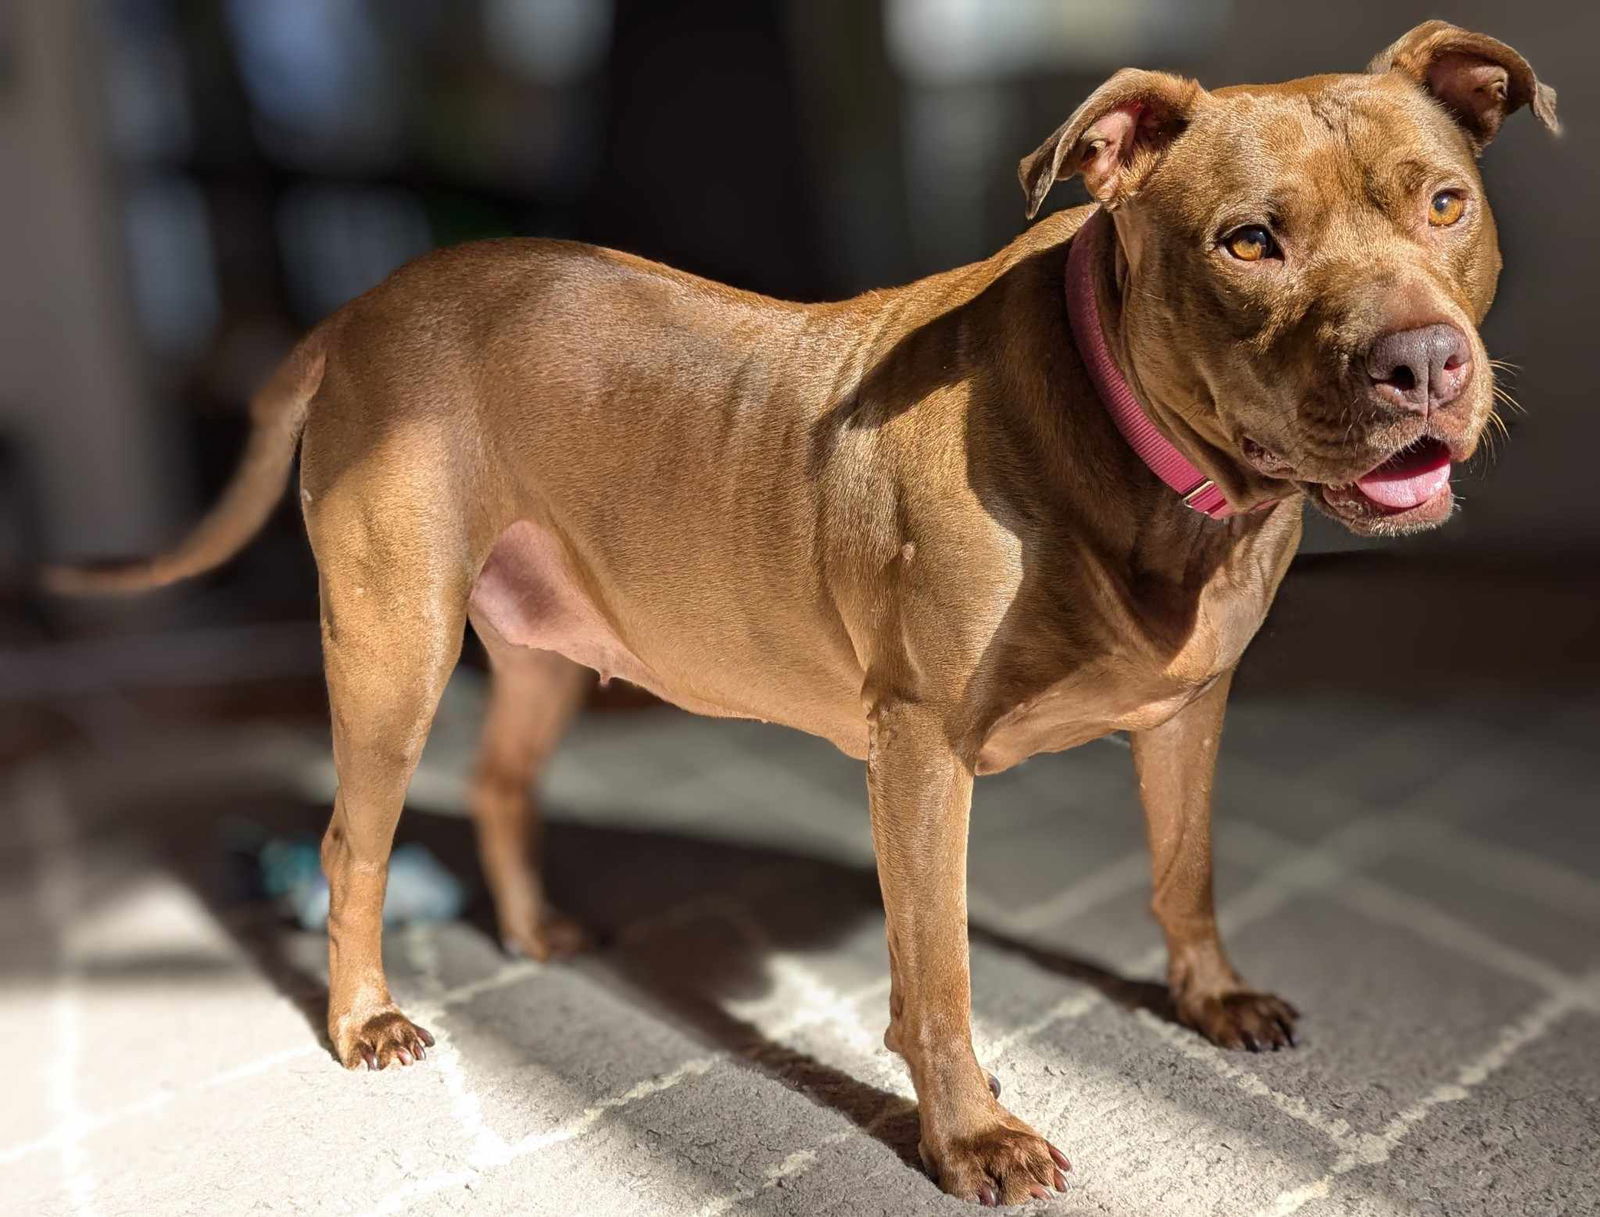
[976,533,1289,772]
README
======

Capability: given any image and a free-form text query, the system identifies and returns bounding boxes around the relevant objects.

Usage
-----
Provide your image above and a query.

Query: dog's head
[1020,22,1558,535]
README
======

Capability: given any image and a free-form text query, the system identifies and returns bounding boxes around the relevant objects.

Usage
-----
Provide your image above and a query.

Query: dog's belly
[470,520,656,688]
[468,519,873,754]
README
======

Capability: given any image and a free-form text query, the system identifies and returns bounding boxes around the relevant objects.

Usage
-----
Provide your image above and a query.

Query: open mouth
[1318,437,1455,529]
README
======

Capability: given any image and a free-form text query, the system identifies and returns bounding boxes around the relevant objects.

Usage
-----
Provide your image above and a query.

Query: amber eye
[1429,190,1466,226]
[1223,225,1276,262]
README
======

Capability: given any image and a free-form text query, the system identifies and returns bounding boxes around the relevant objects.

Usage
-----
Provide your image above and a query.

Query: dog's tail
[43,328,328,597]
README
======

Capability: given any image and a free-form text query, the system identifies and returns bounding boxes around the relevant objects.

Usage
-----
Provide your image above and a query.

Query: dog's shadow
[165,796,1179,1172]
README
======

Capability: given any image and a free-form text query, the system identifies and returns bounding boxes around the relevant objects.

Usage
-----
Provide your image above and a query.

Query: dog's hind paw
[1179,989,1299,1052]
[501,907,590,962]
[335,1008,435,1070]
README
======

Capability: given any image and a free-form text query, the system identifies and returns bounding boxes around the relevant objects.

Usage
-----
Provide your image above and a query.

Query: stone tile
[683,755,873,864]
[739,1129,966,1217]
[1296,704,1516,811]
[998,881,1168,984]
[77,1049,468,1217]
[1204,894,1544,1136]
[717,718,868,808]
[0,1150,82,1217]
[1437,737,1600,875]
[606,883,893,1048]
[1014,1001,1341,1217]
[967,797,1146,925]
[1221,693,1393,782]
[404,919,526,997]
[9,639,1599,1217]
[1362,848,1600,976]
[0,987,58,1150]
[453,1061,921,1217]
[1296,1010,1600,1217]
[71,975,315,1117]
[1217,755,1374,846]
[440,963,720,1145]
[1003,740,1144,827]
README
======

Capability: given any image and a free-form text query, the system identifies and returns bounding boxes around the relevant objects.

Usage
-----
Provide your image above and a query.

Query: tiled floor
[1,558,1597,1216]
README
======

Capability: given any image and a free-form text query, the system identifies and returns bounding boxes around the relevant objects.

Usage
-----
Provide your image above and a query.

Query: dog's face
[1021,22,1558,536]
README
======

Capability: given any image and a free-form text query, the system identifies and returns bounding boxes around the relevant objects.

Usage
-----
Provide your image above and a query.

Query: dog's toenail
[1049,1145,1071,1172]
[986,1071,1001,1099]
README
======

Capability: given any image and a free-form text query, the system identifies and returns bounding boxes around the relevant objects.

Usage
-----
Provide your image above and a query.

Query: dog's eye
[1429,190,1466,227]
[1223,225,1276,262]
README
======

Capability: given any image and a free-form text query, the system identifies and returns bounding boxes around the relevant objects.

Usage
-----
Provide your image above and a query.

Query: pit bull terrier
[50,21,1555,1206]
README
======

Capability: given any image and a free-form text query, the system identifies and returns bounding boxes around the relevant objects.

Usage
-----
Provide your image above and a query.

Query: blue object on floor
[258,837,465,930]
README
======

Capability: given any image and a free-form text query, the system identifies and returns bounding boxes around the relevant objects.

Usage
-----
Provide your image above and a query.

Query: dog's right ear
[1018,69,1205,220]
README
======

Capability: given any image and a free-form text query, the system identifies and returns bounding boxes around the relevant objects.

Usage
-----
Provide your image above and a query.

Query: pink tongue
[1354,442,1452,510]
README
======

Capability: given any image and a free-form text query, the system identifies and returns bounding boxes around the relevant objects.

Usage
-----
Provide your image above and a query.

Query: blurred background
[1,0,1594,603]
[2,5,1596,1216]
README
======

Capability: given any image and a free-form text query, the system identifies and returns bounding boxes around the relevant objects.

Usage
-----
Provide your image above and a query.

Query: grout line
[18,765,100,1217]
[1133,1011,1360,1145]
[355,969,895,1217]
[694,808,1410,1210]
[1396,815,1600,923]
[986,815,1388,1063]
[1001,851,1152,934]
[0,882,764,1172]
[1333,876,1579,995]
[1257,977,1595,1217]
[689,1139,846,1217]
[433,959,544,1010]
[402,926,512,1166]
[1218,817,1600,1217]
[356,799,1582,1217]
[714,903,892,1063]
[15,709,1596,1215]
[1225,819,1588,997]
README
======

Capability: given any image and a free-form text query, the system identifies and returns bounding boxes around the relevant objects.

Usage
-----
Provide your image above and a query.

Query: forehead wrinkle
[1154,75,1479,246]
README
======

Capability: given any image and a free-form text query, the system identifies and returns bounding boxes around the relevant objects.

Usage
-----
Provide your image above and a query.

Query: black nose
[1365,324,1472,413]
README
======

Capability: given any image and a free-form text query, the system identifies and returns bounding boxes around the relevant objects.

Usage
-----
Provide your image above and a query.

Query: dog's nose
[1365,324,1472,413]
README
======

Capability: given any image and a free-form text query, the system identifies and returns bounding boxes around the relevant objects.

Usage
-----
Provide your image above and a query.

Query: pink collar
[1065,211,1233,519]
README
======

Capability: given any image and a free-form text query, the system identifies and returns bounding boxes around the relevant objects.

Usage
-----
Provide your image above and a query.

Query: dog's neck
[1068,211,1231,518]
[1083,210,1293,516]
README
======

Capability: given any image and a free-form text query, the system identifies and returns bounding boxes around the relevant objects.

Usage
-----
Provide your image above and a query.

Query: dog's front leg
[1130,671,1298,1051]
[867,701,1069,1205]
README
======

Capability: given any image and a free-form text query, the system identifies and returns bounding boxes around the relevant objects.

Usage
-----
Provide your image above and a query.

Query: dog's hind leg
[305,462,473,1070]
[1130,671,1299,1051]
[467,622,590,960]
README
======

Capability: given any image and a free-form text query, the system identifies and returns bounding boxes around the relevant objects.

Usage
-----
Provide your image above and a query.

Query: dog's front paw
[1178,989,1298,1052]
[921,1111,1071,1206]
[334,1007,435,1070]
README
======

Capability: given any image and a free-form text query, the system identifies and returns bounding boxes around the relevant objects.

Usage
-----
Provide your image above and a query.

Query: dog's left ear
[1018,69,1205,219]
[1368,21,1559,149]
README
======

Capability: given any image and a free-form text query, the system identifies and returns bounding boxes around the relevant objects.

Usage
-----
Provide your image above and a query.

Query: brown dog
[50,22,1555,1206]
